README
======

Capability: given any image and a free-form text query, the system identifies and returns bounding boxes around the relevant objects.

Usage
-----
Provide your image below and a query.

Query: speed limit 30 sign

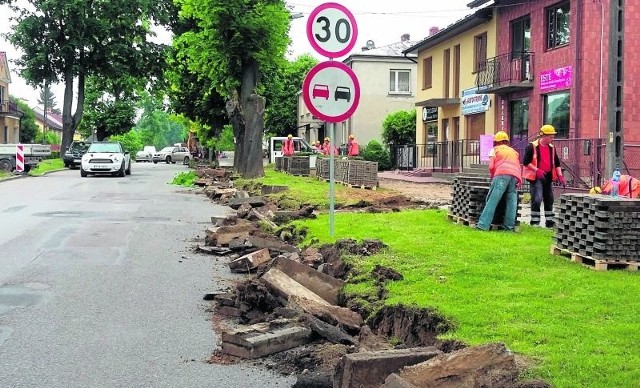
[306,2,358,59]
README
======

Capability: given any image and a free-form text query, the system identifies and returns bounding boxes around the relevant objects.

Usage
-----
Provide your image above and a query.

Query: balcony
[476,52,535,94]
[0,100,21,116]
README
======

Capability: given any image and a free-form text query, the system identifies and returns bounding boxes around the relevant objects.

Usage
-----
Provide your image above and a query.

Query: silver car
[135,150,152,162]
[152,146,191,164]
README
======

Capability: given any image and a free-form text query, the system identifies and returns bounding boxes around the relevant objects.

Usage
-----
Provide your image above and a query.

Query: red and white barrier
[16,144,24,172]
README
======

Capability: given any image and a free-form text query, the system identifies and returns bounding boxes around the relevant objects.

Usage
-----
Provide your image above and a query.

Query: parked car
[135,150,152,162]
[152,146,191,164]
[80,141,131,177]
[63,141,90,169]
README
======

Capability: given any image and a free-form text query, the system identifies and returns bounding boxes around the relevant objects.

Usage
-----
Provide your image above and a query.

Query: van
[269,137,317,164]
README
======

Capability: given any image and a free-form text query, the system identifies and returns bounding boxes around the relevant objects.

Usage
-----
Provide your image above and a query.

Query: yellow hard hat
[324,137,330,141]
[287,134,293,139]
[494,131,509,142]
[540,124,557,135]
[349,134,355,139]
[589,186,602,194]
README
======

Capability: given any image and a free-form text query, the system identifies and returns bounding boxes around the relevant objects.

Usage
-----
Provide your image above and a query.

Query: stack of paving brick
[554,193,640,260]
[335,159,349,183]
[449,175,522,227]
[345,160,378,188]
[288,156,310,176]
[316,158,329,180]
[275,156,283,171]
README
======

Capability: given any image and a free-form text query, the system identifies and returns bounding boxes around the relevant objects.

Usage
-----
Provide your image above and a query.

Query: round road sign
[306,2,358,59]
[302,61,360,123]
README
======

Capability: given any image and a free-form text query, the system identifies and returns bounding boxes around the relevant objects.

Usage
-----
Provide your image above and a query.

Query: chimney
[361,40,375,51]
[401,33,410,42]
[429,27,440,36]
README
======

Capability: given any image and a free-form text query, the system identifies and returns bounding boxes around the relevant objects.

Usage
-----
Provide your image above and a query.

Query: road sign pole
[329,122,335,237]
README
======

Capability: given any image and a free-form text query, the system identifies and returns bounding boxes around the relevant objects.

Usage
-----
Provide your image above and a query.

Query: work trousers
[530,173,555,227]
[477,175,518,231]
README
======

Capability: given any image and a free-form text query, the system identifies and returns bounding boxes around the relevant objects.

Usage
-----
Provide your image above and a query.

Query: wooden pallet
[550,245,640,271]
[344,183,376,190]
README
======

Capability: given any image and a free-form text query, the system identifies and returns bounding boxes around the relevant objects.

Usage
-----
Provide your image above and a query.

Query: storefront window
[543,92,570,138]
[510,99,529,146]
[423,121,437,157]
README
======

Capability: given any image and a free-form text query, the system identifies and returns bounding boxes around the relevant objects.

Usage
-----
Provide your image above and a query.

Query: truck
[268,136,319,165]
[0,144,52,173]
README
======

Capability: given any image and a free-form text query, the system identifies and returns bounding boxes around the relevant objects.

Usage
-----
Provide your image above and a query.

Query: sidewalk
[378,170,451,184]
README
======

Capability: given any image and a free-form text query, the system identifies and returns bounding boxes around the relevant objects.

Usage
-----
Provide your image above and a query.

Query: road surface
[0,163,294,387]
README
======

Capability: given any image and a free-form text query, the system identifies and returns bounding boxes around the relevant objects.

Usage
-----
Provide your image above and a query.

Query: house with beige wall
[0,51,21,144]
[297,35,417,150]
[403,8,497,170]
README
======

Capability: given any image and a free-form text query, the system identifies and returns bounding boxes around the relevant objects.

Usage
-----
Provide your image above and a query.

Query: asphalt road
[0,162,295,387]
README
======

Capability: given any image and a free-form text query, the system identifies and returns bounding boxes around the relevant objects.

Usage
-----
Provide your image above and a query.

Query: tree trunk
[61,71,86,156]
[228,59,264,178]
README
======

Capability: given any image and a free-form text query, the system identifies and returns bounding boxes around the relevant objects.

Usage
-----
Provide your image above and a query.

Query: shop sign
[540,65,572,92]
[461,93,490,115]
[422,106,438,122]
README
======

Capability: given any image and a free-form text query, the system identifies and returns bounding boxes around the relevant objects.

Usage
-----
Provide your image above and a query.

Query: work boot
[530,221,539,226]
[545,221,555,228]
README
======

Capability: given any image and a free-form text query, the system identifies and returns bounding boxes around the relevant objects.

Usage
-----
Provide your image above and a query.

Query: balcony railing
[476,51,535,92]
[0,100,20,116]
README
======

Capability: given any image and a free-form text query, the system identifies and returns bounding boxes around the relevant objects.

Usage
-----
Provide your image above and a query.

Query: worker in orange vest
[322,137,338,156]
[522,124,566,228]
[590,174,640,198]
[347,134,359,157]
[282,134,295,157]
[476,131,522,231]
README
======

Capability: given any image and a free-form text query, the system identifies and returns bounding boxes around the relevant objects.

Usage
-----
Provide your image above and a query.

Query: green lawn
[28,158,65,176]
[293,210,640,387]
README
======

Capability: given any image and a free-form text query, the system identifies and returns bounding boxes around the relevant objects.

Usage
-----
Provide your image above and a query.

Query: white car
[80,141,131,177]
[152,146,191,164]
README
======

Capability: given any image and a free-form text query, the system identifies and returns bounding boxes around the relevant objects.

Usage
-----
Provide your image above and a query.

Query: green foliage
[361,140,391,171]
[38,85,59,114]
[13,98,39,143]
[209,125,235,151]
[171,171,197,187]
[35,131,61,145]
[28,158,64,176]
[293,209,640,387]
[263,54,318,136]
[381,110,417,146]
[109,131,144,156]
[134,92,188,149]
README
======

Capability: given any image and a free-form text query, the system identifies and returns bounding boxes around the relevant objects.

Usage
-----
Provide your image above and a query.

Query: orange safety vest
[322,142,338,156]
[282,139,295,156]
[522,139,558,182]
[348,140,359,156]
[489,144,522,185]
[600,175,640,198]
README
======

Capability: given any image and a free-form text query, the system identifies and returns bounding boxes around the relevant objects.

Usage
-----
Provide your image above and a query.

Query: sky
[0,0,473,109]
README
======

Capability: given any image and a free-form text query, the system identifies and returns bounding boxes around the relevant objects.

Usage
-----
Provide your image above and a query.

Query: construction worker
[322,137,338,156]
[522,124,566,228]
[476,131,522,231]
[590,174,640,198]
[312,140,322,153]
[347,134,359,157]
[282,134,295,157]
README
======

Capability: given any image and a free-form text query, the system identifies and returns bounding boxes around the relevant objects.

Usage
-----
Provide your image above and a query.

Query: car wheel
[64,161,70,168]
[118,162,126,177]
[0,158,12,172]
[80,168,88,177]
[183,156,190,165]
[153,161,158,164]
[125,161,131,175]
[165,156,172,164]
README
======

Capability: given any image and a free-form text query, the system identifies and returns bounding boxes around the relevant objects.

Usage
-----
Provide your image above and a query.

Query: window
[544,92,570,138]
[511,16,531,58]
[443,49,450,99]
[3,126,7,144]
[510,99,529,144]
[423,122,438,157]
[389,69,410,94]
[453,45,460,97]
[547,2,570,49]
[422,57,432,89]
[474,33,487,73]
[466,113,485,154]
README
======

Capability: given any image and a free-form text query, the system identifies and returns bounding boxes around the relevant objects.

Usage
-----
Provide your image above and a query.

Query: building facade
[0,51,21,144]
[297,35,417,149]
[404,8,497,170]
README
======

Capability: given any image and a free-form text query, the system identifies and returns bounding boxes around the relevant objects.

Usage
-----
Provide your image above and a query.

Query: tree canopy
[382,110,417,146]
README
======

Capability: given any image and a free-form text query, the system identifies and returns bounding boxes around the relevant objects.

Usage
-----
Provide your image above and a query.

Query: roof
[33,107,63,131]
[344,39,419,64]
[403,8,493,55]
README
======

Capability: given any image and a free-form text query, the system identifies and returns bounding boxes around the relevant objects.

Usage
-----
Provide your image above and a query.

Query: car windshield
[70,142,88,151]
[88,143,122,153]
[160,147,174,153]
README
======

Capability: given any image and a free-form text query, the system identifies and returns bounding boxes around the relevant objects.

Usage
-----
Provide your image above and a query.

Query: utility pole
[606,0,624,178]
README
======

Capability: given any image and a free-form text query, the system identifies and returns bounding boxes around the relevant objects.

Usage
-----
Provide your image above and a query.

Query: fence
[391,140,482,173]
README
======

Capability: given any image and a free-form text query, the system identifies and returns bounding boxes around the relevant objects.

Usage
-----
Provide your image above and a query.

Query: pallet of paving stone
[288,156,310,176]
[550,244,640,271]
[346,160,378,187]
[316,158,329,180]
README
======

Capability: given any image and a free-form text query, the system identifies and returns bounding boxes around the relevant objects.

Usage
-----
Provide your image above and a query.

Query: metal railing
[391,140,482,173]
[476,51,535,90]
[0,100,20,115]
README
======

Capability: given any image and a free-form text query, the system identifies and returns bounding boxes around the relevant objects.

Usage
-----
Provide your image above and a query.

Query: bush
[109,130,143,156]
[171,171,197,187]
[48,151,60,159]
[361,140,391,171]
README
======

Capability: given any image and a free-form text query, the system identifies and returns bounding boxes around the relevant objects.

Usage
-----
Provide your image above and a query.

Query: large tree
[172,0,291,178]
[37,84,60,115]
[5,0,172,155]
